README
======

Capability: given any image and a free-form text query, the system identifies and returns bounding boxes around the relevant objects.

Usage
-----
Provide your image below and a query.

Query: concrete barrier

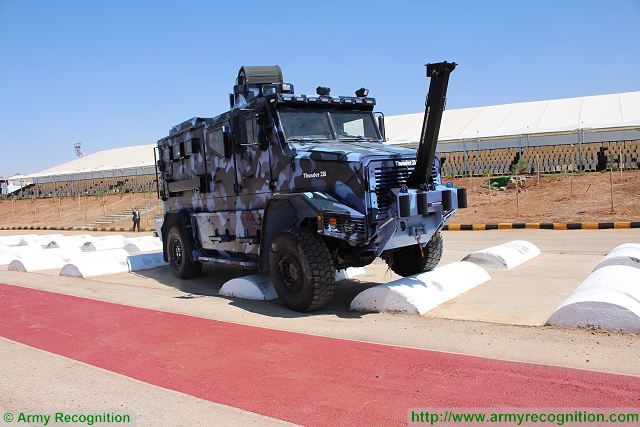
[0,246,45,266]
[335,267,366,281]
[0,233,59,246]
[15,234,65,247]
[350,261,491,315]
[60,249,131,277]
[219,267,366,302]
[123,237,163,254]
[462,240,540,269]
[0,235,32,246]
[45,235,93,249]
[219,273,278,301]
[9,255,66,272]
[547,265,640,332]
[593,244,640,271]
[7,247,81,272]
[613,243,640,251]
[81,235,128,252]
[126,252,167,272]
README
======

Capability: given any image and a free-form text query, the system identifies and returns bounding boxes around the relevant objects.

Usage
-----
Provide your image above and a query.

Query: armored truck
[156,62,467,312]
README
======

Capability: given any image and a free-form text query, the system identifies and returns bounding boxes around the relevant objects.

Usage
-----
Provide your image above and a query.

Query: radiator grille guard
[369,160,440,221]
[365,158,456,253]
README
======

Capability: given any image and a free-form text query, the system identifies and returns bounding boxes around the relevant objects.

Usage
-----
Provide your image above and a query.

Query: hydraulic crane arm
[407,61,456,189]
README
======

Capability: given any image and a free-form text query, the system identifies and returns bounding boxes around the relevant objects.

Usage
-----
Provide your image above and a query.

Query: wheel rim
[170,238,183,265]
[278,254,303,294]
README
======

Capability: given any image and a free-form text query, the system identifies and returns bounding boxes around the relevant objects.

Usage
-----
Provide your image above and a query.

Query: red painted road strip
[1,284,639,426]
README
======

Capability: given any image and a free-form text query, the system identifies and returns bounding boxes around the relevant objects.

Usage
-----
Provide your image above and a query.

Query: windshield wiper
[287,137,328,142]
[339,135,379,142]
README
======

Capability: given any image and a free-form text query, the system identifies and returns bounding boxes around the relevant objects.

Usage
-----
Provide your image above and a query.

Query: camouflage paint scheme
[157,92,463,271]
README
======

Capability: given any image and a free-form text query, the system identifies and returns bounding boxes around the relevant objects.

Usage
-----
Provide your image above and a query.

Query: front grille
[374,164,415,219]
[373,161,438,220]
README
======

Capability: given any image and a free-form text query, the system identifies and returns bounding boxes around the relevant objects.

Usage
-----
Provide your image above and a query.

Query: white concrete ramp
[0,246,45,266]
[593,243,640,271]
[219,267,368,301]
[60,249,131,278]
[126,253,167,272]
[7,248,81,272]
[462,240,540,270]
[16,234,65,247]
[81,235,128,251]
[123,237,163,254]
[0,235,35,246]
[547,265,640,332]
[350,261,491,315]
[45,235,92,249]
[219,274,278,301]
[9,255,67,272]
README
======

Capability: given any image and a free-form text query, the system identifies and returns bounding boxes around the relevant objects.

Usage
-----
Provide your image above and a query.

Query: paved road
[2,284,639,426]
[1,229,639,425]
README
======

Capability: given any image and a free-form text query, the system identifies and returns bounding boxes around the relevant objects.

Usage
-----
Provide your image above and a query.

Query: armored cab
[156,63,467,312]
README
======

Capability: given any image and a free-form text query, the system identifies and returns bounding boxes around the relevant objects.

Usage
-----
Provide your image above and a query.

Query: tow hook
[411,225,426,257]
[415,234,425,258]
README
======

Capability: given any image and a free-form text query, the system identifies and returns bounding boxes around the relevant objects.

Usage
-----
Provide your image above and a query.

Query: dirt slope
[0,171,638,227]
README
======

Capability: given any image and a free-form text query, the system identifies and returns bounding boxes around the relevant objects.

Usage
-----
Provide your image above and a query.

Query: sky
[1,0,639,176]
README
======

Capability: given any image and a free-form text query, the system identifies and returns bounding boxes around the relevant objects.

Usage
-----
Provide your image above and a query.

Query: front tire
[383,231,443,277]
[269,228,335,312]
[167,226,202,279]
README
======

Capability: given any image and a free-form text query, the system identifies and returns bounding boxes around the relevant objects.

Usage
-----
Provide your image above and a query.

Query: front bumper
[375,186,467,253]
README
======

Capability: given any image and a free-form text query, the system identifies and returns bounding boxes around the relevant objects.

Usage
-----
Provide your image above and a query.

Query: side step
[197,256,258,268]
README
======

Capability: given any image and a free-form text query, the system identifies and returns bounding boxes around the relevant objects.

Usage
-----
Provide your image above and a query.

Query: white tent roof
[16,144,156,179]
[385,91,640,144]
[12,91,640,180]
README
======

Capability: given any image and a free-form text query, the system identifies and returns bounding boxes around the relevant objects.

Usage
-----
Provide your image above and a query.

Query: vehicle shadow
[130,264,246,296]
[132,263,380,319]
[227,278,380,320]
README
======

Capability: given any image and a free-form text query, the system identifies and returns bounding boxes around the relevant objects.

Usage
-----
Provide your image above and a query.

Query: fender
[258,192,365,271]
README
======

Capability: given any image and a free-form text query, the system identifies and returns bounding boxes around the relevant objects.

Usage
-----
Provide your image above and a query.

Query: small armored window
[207,128,225,157]
[244,116,258,145]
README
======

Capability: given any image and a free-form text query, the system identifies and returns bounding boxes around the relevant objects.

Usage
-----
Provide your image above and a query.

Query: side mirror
[223,129,233,159]
[375,112,386,141]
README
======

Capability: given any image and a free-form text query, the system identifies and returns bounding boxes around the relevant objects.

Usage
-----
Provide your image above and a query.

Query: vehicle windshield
[279,109,381,142]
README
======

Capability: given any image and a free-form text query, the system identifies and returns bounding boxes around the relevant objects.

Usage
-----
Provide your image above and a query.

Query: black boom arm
[407,61,456,188]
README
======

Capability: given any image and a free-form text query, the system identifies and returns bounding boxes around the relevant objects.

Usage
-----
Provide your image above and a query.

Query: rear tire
[383,231,443,277]
[167,226,202,279]
[269,228,335,312]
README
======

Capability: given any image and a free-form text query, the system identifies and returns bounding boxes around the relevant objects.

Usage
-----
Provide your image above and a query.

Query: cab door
[234,112,273,195]
[232,112,273,257]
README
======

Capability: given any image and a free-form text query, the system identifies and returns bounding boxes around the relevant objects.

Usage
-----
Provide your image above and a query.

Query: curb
[1,222,639,233]
[0,226,153,232]
[443,222,640,231]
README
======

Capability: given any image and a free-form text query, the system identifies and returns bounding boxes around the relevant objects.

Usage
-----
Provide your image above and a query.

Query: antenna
[74,142,84,158]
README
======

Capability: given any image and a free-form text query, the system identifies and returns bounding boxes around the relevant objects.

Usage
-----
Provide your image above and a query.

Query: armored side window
[172,143,184,160]
[207,128,225,157]
[244,116,258,145]
[162,147,171,161]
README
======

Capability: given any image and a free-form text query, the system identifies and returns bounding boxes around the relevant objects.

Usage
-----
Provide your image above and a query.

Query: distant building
[7,91,639,195]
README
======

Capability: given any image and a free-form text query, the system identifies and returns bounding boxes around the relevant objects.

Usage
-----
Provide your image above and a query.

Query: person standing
[132,210,141,232]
